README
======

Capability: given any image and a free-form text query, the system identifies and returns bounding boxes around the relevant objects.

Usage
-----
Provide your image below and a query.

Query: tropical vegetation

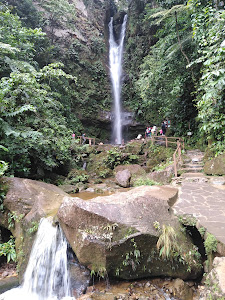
[0,0,224,182]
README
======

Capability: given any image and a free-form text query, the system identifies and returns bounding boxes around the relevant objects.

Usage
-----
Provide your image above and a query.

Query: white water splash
[0,218,74,300]
[109,15,127,144]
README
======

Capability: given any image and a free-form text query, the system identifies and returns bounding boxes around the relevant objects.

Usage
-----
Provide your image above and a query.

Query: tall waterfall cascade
[0,218,74,300]
[109,15,127,144]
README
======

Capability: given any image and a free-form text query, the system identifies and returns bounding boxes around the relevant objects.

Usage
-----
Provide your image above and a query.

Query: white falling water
[109,15,127,144]
[0,218,74,300]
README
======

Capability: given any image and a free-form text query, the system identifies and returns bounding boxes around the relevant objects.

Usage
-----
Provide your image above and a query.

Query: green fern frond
[0,145,8,152]
[5,105,36,117]
[20,131,42,139]
[0,42,20,54]
[4,57,36,73]
[149,5,187,24]
[166,35,193,58]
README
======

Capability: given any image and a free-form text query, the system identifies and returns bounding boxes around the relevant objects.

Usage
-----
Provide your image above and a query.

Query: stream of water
[109,15,127,144]
[0,218,74,300]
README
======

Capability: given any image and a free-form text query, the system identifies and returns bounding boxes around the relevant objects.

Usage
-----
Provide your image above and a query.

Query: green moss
[65,169,89,184]
[178,214,197,227]
[133,177,160,187]
[0,179,9,212]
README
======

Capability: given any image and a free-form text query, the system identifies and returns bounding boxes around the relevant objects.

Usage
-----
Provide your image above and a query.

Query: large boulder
[204,153,225,175]
[58,186,202,280]
[147,165,174,184]
[0,177,90,290]
[0,177,68,278]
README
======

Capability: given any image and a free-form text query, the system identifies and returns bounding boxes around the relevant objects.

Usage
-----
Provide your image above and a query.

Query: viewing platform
[77,136,95,145]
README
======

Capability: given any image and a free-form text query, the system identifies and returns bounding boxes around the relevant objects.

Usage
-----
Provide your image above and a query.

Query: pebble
[2,271,9,278]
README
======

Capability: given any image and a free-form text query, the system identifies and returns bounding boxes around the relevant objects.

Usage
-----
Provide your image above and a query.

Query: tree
[0,5,78,177]
[188,0,225,153]
[136,4,198,135]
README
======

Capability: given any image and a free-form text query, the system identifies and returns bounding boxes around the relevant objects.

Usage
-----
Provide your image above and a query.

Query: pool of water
[70,191,113,200]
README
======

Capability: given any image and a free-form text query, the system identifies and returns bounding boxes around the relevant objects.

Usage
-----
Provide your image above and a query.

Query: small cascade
[109,15,127,144]
[0,218,74,300]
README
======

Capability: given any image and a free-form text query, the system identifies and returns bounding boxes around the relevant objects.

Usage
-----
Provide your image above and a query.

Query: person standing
[161,122,166,136]
[82,133,86,144]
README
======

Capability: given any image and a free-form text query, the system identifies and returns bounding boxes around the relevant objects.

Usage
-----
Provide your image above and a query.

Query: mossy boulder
[58,184,79,194]
[0,177,68,280]
[145,146,174,172]
[58,186,202,280]
[204,153,225,175]
[124,140,144,155]
[147,165,174,184]
[86,152,113,180]
[65,169,89,185]
[114,164,146,186]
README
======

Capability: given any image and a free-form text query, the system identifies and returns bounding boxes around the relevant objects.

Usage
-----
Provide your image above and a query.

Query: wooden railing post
[149,135,184,177]
[173,152,177,177]
[152,136,155,145]
[177,141,181,158]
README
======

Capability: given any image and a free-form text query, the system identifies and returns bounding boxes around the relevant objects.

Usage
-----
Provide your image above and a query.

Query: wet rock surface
[0,177,68,279]
[76,278,199,300]
[0,263,18,294]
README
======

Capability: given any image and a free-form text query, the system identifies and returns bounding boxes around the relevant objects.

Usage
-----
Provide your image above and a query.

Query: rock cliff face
[8,0,154,140]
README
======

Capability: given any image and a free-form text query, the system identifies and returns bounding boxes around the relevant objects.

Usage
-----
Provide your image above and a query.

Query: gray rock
[115,169,131,187]
[198,257,225,299]
[59,184,79,193]
[147,165,174,185]
[58,186,202,280]
[204,153,225,175]
[0,177,68,280]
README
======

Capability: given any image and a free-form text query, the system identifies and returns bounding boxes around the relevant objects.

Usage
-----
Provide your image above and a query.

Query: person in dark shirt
[161,122,166,136]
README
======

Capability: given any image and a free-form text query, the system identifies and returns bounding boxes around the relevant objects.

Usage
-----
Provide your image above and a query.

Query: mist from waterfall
[109,15,127,144]
[0,218,73,300]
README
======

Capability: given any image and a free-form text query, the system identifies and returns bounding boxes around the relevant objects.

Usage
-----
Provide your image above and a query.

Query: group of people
[145,120,170,138]
[72,132,86,144]
[144,125,157,138]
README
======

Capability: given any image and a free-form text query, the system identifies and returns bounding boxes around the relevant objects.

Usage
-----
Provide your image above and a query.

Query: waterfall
[0,218,74,300]
[109,15,127,144]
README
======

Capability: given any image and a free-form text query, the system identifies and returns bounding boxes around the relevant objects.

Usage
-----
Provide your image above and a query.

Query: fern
[5,57,36,73]
[0,42,19,54]
[5,105,36,117]
[148,5,186,24]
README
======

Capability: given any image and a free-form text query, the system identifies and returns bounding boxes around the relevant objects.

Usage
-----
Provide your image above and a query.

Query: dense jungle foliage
[125,0,225,153]
[0,0,225,179]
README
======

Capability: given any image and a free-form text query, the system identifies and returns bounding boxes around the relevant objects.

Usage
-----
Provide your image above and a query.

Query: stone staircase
[173,149,206,183]
[181,149,204,175]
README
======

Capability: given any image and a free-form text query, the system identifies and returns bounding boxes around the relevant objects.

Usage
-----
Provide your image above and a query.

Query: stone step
[180,168,203,173]
[180,172,206,178]
[182,164,203,169]
[191,158,203,163]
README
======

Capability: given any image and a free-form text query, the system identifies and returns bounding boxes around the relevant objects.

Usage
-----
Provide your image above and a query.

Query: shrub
[0,236,16,263]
